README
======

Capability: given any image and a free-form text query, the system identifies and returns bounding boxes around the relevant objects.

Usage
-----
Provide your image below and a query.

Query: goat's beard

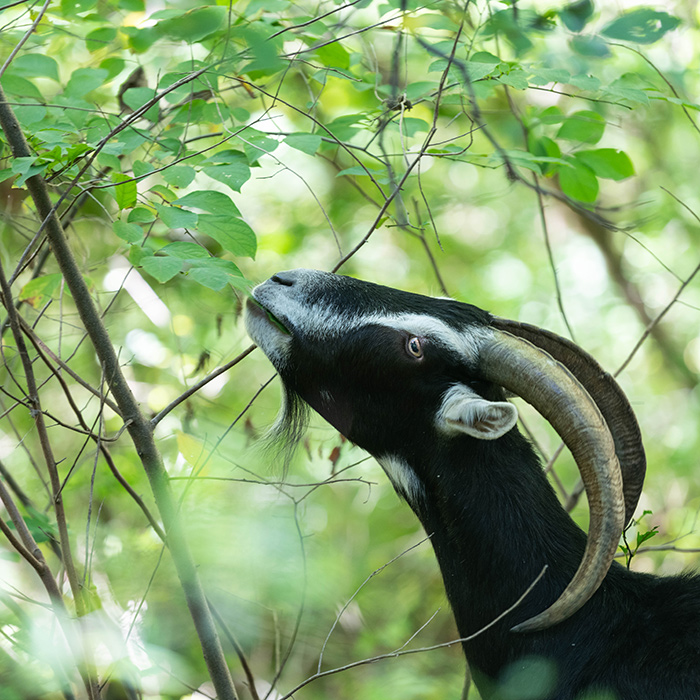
[264,384,310,472]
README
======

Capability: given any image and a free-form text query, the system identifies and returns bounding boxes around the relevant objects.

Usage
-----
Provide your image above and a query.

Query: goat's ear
[437,384,518,440]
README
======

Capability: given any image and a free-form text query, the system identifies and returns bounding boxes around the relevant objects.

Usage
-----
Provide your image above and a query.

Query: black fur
[245,270,700,699]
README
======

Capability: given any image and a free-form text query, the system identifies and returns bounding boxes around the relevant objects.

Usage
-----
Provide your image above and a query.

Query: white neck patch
[376,453,425,505]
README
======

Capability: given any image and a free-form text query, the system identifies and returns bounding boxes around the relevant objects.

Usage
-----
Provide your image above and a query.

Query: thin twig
[534,173,576,341]
[318,537,430,672]
[615,256,700,378]
[279,566,548,699]
[151,344,256,427]
[269,0,363,39]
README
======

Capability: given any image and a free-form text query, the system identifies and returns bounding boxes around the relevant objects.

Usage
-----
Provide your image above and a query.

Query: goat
[244,268,700,699]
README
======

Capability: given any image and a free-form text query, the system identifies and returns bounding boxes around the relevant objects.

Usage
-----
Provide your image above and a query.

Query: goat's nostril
[271,272,296,287]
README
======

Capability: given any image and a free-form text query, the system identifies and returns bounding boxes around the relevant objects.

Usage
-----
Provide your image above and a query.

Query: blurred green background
[1,0,699,697]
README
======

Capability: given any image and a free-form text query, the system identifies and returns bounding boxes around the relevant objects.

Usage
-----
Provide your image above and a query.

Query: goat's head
[245,269,645,632]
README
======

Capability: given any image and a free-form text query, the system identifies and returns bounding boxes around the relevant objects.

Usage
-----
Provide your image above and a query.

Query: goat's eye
[406,336,423,359]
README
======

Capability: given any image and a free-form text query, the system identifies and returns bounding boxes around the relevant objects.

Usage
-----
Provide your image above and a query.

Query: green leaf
[163,166,196,189]
[528,68,571,85]
[86,26,117,52]
[240,129,279,164]
[120,87,160,120]
[197,215,257,258]
[14,104,48,127]
[116,128,149,154]
[470,51,501,64]
[141,256,183,283]
[284,133,322,156]
[497,71,528,90]
[528,135,562,176]
[174,190,240,217]
[463,61,498,81]
[100,57,126,80]
[601,8,681,44]
[157,6,226,43]
[11,157,48,186]
[538,106,565,125]
[481,8,539,54]
[19,274,63,308]
[97,153,121,171]
[203,163,251,193]
[133,161,155,178]
[1,74,44,101]
[495,150,563,175]
[652,95,700,111]
[573,149,634,180]
[128,245,152,266]
[245,0,289,11]
[636,527,658,547]
[324,114,365,142]
[10,507,57,544]
[159,242,210,259]
[603,75,649,106]
[556,110,605,144]
[113,221,144,243]
[401,118,430,136]
[65,68,109,98]
[237,25,286,78]
[61,0,97,14]
[315,42,350,70]
[568,74,601,91]
[336,166,388,183]
[66,143,93,161]
[196,258,243,276]
[570,35,611,58]
[404,81,437,101]
[189,265,239,291]
[157,205,198,229]
[150,184,178,203]
[112,173,138,210]
[559,0,594,32]
[121,25,160,53]
[10,54,60,81]
[127,207,155,223]
[559,158,599,202]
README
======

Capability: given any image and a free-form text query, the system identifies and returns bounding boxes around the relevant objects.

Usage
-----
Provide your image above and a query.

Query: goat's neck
[402,432,588,671]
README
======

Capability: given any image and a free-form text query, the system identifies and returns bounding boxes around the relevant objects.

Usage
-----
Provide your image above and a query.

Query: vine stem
[0,85,238,700]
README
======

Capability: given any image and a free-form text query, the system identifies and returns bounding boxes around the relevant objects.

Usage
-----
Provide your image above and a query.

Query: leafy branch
[0,83,238,700]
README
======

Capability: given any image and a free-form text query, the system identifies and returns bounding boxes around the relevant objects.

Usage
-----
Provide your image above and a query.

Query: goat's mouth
[246,297,291,335]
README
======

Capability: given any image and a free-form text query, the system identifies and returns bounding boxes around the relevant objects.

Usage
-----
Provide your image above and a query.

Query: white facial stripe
[281,305,492,364]
[377,454,425,505]
[367,313,490,364]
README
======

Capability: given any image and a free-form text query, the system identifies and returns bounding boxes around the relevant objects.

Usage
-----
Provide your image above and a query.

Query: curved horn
[479,330,625,633]
[491,318,646,528]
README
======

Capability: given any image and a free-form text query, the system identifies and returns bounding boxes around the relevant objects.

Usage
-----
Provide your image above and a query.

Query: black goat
[245,269,700,699]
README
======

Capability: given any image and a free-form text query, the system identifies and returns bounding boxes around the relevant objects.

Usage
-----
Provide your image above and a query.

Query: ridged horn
[479,330,625,633]
[491,318,646,528]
